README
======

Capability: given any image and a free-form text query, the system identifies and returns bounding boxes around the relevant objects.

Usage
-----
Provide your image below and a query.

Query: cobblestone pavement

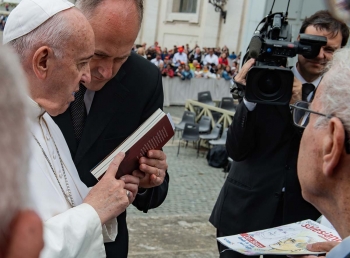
[127,106,229,257]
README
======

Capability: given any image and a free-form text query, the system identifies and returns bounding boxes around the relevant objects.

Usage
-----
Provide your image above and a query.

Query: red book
[91,109,175,179]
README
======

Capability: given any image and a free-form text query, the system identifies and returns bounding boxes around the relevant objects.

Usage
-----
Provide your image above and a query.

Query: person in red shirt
[218,52,228,66]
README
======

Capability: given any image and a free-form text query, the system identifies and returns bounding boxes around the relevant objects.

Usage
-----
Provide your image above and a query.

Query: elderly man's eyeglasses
[289,101,332,129]
[290,101,350,154]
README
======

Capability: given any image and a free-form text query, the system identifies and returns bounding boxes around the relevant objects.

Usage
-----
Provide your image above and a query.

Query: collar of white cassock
[28,97,46,119]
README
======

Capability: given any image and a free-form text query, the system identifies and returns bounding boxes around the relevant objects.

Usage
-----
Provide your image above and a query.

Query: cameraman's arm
[226,59,257,161]
[226,101,256,161]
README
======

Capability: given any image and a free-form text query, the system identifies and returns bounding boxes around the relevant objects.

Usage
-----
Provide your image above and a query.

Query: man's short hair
[76,0,144,24]
[0,46,30,241]
[299,10,350,47]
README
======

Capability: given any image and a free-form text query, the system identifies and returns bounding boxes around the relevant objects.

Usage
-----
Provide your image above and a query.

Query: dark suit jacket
[210,101,320,237]
[53,52,169,258]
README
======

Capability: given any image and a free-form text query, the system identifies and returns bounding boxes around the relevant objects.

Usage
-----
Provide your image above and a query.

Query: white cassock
[27,99,117,258]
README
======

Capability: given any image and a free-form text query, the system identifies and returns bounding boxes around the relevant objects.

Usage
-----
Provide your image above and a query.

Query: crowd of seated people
[133,42,240,81]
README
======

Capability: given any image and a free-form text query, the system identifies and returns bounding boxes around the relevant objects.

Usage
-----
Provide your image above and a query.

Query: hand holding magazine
[218,220,341,256]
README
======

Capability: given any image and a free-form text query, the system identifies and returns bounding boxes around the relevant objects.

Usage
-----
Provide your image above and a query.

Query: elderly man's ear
[3,210,43,258]
[322,118,346,177]
[32,46,55,80]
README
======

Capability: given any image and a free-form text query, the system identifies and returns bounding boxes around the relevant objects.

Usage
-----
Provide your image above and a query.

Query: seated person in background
[136,47,146,58]
[202,64,216,79]
[190,59,199,71]
[181,64,194,80]
[173,46,188,67]
[0,46,44,258]
[222,65,233,80]
[219,52,229,66]
[159,62,167,77]
[161,47,169,60]
[151,53,164,67]
[231,60,239,76]
[216,64,225,79]
[164,64,175,78]
[194,64,203,78]
[175,65,184,79]
[203,48,219,66]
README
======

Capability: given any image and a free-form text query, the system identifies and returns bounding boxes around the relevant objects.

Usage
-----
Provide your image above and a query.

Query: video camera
[231,0,327,105]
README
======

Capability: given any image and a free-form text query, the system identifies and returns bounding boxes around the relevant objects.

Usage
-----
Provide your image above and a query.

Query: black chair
[219,97,236,112]
[198,115,211,133]
[177,123,200,158]
[197,123,222,155]
[173,110,196,142]
[198,91,215,106]
[209,127,228,146]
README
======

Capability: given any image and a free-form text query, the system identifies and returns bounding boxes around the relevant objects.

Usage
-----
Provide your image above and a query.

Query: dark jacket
[53,52,169,258]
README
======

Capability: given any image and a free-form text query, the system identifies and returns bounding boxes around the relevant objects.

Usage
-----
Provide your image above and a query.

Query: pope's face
[84,0,140,91]
[43,9,94,117]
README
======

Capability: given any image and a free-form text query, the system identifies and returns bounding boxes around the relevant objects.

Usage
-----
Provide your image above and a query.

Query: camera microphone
[248,36,262,59]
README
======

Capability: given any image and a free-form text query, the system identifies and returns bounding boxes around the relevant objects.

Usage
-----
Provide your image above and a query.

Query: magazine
[217,219,341,256]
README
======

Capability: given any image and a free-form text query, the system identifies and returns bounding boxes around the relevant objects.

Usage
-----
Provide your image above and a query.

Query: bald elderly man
[4,0,140,257]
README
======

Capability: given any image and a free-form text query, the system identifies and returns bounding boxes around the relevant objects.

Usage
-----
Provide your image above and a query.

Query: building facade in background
[136,0,327,55]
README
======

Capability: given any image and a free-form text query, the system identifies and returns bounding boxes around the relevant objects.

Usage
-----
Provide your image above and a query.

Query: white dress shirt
[172,52,188,65]
[203,54,219,66]
[28,99,117,258]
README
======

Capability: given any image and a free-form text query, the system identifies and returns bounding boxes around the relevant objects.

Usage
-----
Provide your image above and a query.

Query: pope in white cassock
[3,0,140,257]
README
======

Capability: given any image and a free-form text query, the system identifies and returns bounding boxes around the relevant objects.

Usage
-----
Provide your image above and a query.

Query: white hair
[8,9,73,60]
[316,47,350,141]
[0,46,30,242]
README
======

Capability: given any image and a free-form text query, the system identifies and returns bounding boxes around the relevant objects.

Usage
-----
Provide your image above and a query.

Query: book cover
[217,219,341,256]
[91,110,175,179]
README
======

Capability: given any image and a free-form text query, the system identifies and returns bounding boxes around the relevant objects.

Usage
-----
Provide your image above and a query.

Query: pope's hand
[84,152,130,225]
[132,150,167,188]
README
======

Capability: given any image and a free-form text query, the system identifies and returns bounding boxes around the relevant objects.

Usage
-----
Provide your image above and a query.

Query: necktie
[70,84,87,142]
[302,83,315,101]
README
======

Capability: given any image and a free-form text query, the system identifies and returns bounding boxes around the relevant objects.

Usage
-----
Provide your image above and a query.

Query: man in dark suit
[53,0,169,257]
[210,11,349,258]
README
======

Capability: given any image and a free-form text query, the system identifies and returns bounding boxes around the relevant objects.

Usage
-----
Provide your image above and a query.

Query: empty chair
[198,91,215,106]
[177,123,200,157]
[219,97,236,112]
[209,127,228,146]
[173,110,196,142]
[199,123,222,141]
[197,123,222,154]
[198,115,211,133]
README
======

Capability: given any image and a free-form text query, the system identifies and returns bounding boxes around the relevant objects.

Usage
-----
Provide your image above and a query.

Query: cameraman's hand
[234,58,255,85]
[290,77,302,104]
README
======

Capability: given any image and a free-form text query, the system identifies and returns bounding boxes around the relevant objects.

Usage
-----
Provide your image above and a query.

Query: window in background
[172,0,197,13]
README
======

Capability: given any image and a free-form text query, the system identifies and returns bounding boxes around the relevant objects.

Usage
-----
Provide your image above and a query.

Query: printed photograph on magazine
[217,219,341,256]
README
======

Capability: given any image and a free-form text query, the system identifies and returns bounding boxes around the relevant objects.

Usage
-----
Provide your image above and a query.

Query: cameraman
[210,10,349,258]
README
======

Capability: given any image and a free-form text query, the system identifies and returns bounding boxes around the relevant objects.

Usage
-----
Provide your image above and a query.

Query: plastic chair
[199,123,222,141]
[198,91,215,106]
[173,110,196,142]
[177,123,200,158]
[197,123,222,155]
[209,127,228,146]
[219,97,236,112]
[198,115,211,133]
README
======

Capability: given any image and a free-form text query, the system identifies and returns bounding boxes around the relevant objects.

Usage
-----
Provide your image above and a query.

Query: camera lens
[258,71,281,96]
